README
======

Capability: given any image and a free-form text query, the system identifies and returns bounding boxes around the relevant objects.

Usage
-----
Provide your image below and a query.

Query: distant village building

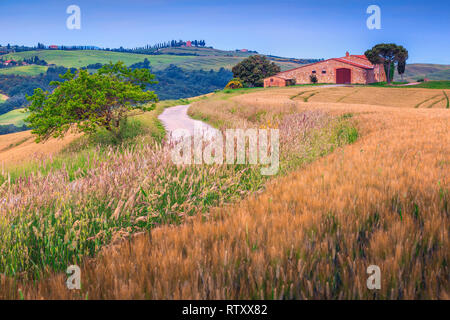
[240,49,248,52]
[264,52,386,87]
[49,45,59,49]
[3,60,16,66]
[185,41,192,47]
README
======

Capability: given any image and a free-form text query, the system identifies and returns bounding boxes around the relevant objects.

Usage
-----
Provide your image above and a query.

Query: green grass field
[0,108,29,126]
[0,65,49,76]
[406,80,450,89]
[2,50,303,73]
[2,50,197,70]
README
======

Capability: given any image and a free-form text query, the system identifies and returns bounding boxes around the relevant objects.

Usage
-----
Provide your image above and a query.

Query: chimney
[346,51,350,57]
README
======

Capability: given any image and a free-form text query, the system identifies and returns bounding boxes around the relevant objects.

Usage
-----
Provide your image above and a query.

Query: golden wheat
[1,86,449,299]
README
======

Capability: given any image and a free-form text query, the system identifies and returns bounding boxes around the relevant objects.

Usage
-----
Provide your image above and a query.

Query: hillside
[0,65,49,76]
[395,63,450,81]
[0,108,29,126]
[2,50,195,70]
[2,49,305,73]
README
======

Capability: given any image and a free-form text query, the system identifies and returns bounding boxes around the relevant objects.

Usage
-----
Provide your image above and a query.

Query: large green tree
[232,55,280,87]
[26,62,158,142]
[364,43,408,84]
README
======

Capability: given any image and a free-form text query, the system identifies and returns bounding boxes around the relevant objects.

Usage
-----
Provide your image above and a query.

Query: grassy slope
[3,50,196,70]
[395,63,450,81]
[2,49,303,73]
[0,91,356,287]
[1,85,447,299]
[0,65,48,76]
[0,108,29,126]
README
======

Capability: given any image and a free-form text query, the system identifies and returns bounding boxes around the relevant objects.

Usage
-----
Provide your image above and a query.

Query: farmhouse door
[336,68,351,84]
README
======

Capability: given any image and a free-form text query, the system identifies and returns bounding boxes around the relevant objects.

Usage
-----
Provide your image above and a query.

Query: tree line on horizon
[1,40,207,55]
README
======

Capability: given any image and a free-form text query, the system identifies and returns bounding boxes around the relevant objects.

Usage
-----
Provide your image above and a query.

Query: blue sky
[1,0,449,63]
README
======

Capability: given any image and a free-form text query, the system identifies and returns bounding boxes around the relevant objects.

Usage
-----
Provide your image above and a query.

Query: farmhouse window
[322,70,326,74]
[312,70,316,73]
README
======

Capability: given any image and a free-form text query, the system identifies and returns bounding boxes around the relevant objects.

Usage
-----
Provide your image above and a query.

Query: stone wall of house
[264,77,287,87]
[373,63,387,82]
[279,60,371,84]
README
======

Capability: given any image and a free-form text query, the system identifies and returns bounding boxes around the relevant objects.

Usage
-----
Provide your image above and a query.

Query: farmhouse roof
[332,57,374,69]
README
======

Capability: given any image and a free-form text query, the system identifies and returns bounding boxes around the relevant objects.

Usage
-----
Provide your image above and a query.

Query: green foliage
[26,62,158,142]
[150,65,232,100]
[225,78,244,89]
[87,118,146,146]
[397,59,406,80]
[310,74,318,84]
[232,55,280,87]
[365,43,408,84]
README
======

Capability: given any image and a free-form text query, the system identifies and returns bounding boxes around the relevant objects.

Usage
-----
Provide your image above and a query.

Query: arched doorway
[336,68,351,84]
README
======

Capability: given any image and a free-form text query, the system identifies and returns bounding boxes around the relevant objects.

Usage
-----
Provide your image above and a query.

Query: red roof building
[264,51,386,87]
[185,41,192,47]
[49,45,58,49]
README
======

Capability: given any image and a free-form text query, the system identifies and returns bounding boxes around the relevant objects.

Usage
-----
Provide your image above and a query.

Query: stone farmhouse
[264,52,386,87]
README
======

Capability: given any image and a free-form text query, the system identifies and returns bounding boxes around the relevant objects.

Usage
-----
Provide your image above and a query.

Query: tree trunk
[386,62,391,84]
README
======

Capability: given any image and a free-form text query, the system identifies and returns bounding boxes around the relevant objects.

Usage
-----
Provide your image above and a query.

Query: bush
[232,55,280,87]
[89,118,145,146]
[225,78,244,89]
[310,74,318,84]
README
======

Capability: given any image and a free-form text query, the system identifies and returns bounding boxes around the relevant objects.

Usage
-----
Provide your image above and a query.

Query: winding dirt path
[158,104,219,141]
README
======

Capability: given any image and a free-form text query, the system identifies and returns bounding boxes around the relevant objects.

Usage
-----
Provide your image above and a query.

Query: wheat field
[0,86,448,299]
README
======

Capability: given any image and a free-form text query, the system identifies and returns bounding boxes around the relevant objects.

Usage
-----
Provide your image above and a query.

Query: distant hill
[395,63,450,81]
[1,48,309,73]
[0,108,28,126]
[0,65,48,76]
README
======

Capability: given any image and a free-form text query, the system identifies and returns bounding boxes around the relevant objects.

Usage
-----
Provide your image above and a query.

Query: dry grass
[235,86,450,109]
[0,130,80,169]
[0,86,449,299]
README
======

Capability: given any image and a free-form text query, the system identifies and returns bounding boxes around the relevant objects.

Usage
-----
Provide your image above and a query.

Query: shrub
[225,78,244,89]
[310,74,318,84]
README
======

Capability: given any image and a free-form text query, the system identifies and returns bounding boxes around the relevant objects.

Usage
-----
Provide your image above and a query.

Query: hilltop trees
[232,55,280,87]
[26,62,158,142]
[365,43,408,84]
